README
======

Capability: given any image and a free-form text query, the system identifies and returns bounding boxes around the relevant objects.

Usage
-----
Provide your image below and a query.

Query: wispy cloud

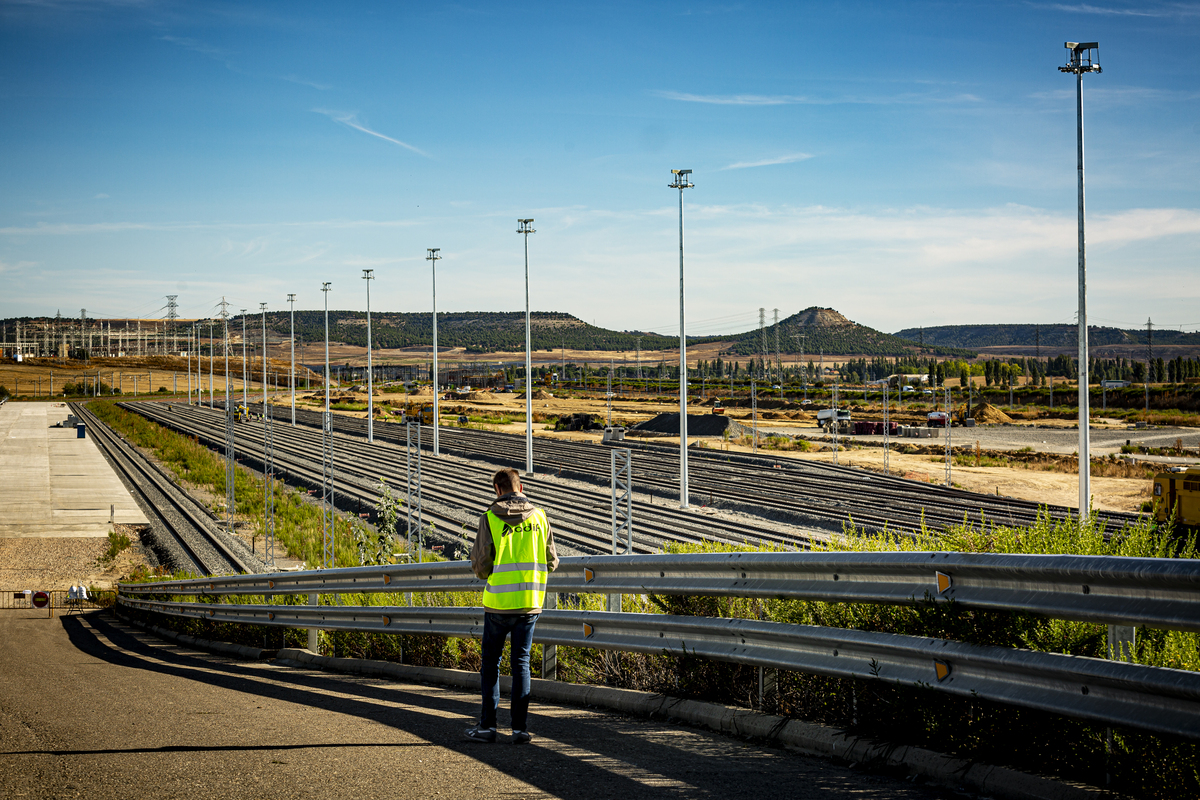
[160,35,228,62]
[282,74,330,91]
[1030,86,1200,103]
[654,89,982,106]
[1040,2,1200,17]
[162,36,332,91]
[0,218,425,236]
[655,91,809,105]
[721,153,814,170]
[312,109,430,157]
[93,193,110,199]
[0,258,36,275]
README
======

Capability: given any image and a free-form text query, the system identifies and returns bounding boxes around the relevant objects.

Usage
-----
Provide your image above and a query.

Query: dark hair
[493,467,521,495]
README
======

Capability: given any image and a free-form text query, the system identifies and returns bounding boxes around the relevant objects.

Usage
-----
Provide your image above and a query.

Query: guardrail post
[307,592,319,653]
[542,592,557,681]
[757,666,777,709]
[1107,624,1136,661]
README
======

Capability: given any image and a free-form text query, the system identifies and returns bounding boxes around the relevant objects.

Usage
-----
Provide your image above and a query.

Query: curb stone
[270,647,1115,800]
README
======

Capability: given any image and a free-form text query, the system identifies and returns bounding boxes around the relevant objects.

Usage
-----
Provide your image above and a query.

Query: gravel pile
[971,402,1014,424]
[632,412,752,438]
[0,529,153,591]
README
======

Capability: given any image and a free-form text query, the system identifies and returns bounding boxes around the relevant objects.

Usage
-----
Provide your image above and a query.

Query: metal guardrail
[119,551,1200,632]
[117,595,1200,739]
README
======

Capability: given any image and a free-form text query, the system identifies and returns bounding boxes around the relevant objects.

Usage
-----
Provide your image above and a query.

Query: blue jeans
[480,611,538,731]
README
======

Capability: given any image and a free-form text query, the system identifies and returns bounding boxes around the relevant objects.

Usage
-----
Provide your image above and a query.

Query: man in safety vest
[465,467,559,744]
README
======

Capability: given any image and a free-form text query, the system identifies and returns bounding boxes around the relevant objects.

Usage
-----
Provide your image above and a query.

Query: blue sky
[1,1,1197,337]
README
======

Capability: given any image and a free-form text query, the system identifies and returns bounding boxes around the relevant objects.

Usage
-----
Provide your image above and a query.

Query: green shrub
[98,529,131,567]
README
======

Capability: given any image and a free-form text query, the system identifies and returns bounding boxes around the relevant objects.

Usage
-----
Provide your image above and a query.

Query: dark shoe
[512,730,532,745]
[465,726,497,743]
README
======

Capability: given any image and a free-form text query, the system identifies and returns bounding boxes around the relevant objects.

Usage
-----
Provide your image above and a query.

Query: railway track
[245,400,1140,536]
[122,402,830,556]
[72,402,255,575]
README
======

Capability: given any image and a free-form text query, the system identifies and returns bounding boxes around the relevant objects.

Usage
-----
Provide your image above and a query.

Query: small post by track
[609,448,633,613]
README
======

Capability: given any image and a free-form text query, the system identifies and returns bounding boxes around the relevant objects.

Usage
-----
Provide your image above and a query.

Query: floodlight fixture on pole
[287,293,296,426]
[517,219,536,476]
[669,169,694,509]
[427,248,442,457]
[1059,41,1101,523]
[259,303,268,414]
[362,269,375,443]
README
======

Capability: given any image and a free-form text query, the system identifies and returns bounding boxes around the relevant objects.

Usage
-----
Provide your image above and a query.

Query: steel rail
[124,402,674,555]
[137,400,967,544]
[259,400,1136,533]
[273,402,965,531]
[73,403,250,575]
[119,550,1200,633]
[116,595,1200,740]
[126,402,817,554]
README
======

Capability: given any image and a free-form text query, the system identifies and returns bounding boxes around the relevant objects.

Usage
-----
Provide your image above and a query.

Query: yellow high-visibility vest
[484,508,549,612]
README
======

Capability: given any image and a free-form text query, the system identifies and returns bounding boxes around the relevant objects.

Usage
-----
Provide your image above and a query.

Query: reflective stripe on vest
[485,508,549,611]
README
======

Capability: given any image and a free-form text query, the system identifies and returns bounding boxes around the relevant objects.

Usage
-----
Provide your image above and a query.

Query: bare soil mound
[532,389,553,399]
[633,412,752,437]
[971,402,1013,424]
[412,386,434,396]
[467,391,493,401]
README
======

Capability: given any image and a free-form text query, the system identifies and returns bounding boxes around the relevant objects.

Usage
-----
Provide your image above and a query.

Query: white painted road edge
[115,611,1110,800]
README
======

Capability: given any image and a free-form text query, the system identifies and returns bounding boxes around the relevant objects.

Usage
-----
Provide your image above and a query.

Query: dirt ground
[0,524,153,591]
[0,355,318,398]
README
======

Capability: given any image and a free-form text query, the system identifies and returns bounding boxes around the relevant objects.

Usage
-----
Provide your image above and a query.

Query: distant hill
[893,324,1200,350]
[264,310,689,354]
[723,307,976,357]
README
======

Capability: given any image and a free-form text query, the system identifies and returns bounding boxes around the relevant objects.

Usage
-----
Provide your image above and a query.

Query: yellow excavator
[401,402,435,425]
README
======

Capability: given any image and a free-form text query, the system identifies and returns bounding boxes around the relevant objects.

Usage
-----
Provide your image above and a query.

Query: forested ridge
[894,323,1200,349]
[259,310,690,353]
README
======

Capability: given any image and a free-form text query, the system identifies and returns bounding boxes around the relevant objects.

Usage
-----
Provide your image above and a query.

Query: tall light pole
[287,293,296,426]
[1060,41,1101,521]
[362,269,375,443]
[240,309,248,410]
[427,248,442,457]
[669,169,694,509]
[207,319,214,408]
[322,284,332,412]
[517,219,536,476]
[321,282,333,570]
[260,303,269,412]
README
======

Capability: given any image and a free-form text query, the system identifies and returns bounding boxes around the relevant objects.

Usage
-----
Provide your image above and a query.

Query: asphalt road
[0,611,966,800]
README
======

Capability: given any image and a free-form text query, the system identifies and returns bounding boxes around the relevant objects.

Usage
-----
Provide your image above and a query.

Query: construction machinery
[1151,466,1200,528]
[402,402,435,425]
[712,399,726,415]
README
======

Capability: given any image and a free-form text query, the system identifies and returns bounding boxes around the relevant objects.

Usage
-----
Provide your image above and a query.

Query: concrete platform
[0,402,147,537]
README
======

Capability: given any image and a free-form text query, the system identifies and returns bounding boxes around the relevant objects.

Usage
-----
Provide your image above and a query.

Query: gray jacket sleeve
[544,518,560,572]
[470,514,494,580]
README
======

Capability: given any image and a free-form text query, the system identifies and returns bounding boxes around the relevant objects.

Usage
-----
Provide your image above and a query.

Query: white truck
[816,408,851,432]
